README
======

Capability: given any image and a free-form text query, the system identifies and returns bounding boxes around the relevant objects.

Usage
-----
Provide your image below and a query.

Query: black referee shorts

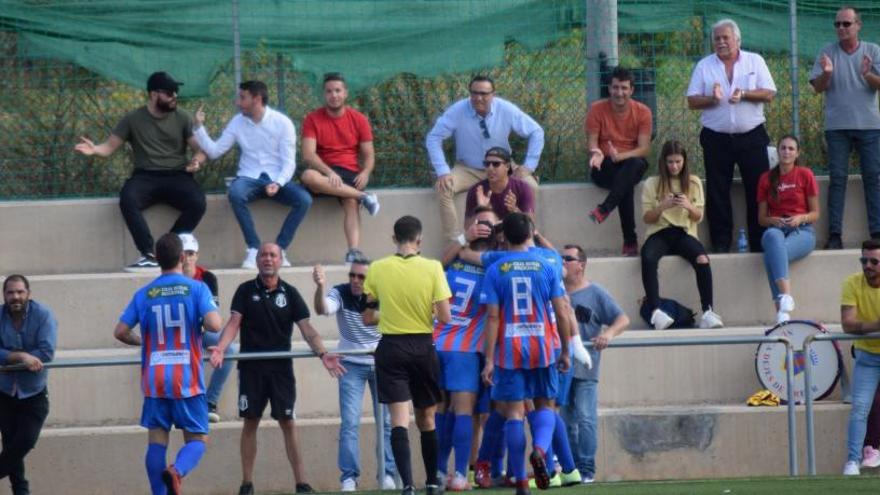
[238,363,296,420]
[375,333,442,409]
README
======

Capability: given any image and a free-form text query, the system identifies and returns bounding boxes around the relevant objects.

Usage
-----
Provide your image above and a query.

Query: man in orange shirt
[301,73,381,263]
[585,67,653,256]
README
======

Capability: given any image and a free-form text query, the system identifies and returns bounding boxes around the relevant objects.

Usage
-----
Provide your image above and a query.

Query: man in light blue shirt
[426,76,544,243]
[194,80,313,269]
[0,274,57,495]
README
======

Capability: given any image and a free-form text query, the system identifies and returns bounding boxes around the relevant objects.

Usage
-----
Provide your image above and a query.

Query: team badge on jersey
[239,394,249,411]
[275,293,287,308]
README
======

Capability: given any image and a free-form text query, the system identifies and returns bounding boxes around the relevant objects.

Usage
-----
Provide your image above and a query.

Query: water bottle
[737,228,749,253]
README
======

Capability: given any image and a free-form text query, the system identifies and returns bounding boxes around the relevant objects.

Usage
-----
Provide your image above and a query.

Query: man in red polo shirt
[300,73,380,263]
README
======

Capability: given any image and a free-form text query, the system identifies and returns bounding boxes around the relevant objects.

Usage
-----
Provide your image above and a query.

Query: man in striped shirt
[480,213,571,495]
[114,233,222,495]
[313,260,398,491]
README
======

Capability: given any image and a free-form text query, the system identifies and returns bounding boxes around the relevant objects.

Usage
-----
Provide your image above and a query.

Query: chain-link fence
[0,1,877,199]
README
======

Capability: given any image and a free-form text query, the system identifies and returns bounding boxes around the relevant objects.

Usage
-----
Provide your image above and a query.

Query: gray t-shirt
[568,283,623,381]
[112,106,194,171]
[810,41,880,130]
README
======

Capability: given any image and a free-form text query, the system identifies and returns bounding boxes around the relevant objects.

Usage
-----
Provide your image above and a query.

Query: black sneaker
[125,253,159,272]
[401,486,416,495]
[426,484,443,495]
[825,233,843,250]
[296,482,315,493]
[238,481,254,495]
[345,248,366,263]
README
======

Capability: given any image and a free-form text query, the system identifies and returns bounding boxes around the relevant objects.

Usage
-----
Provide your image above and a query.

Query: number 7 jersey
[120,273,219,399]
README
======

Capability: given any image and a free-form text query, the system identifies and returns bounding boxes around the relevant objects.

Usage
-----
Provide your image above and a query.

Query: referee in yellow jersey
[363,215,451,495]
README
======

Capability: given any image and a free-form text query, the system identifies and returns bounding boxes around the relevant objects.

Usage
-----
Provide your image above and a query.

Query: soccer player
[113,233,222,495]
[434,207,498,490]
[480,213,571,495]
[363,215,452,495]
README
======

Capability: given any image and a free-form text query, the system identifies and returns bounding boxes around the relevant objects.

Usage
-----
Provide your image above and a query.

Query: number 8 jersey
[120,273,219,399]
[482,250,564,369]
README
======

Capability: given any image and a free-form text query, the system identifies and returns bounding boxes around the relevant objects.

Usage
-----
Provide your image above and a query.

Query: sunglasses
[479,119,491,139]
[561,255,583,262]
[860,257,880,266]
[483,160,507,168]
[834,21,854,28]
[348,272,366,280]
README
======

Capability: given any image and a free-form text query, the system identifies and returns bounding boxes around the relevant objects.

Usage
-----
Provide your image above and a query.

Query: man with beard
[75,71,208,271]
[194,80,312,269]
[210,243,346,495]
[300,73,381,263]
[0,275,57,495]
[841,239,880,475]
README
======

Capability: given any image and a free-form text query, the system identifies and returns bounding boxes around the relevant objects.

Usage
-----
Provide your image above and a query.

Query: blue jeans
[560,378,597,476]
[201,331,238,405]
[338,361,397,482]
[760,224,815,300]
[227,174,313,250]
[847,350,880,462]
[825,129,880,235]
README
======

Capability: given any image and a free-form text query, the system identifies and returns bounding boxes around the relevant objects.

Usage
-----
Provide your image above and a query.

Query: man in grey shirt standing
[810,6,880,249]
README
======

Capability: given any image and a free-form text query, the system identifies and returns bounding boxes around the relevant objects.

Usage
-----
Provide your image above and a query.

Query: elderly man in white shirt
[687,18,776,254]
[194,80,312,268]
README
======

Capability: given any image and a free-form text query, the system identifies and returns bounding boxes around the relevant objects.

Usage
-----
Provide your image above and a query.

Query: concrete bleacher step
[3,176,872,275]
[32,249,858,353]
[27,403,853,494]
[45,327,852,427]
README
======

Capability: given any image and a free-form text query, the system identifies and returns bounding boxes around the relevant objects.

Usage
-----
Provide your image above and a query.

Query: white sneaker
[581,474,594,484]
[281,251,292,267]
[699,308,724,329]
[241,248,258,269]
[446,472,470,491]
[778,294,795,313]
[650,308,674,330]
[843,460,860,476]
[570,333,592,369]
[361,193,381,216]
[341,478,357,492]
[776,310,791,325]
[381,474,397,490]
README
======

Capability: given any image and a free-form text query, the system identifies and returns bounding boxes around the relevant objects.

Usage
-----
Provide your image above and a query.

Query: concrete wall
[26,404,851,494]
[1,176,872,275]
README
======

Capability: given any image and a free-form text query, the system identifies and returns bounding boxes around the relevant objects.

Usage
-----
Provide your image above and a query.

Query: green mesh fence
[0,0,877,199]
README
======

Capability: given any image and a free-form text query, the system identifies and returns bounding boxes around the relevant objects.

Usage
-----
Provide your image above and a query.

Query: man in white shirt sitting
[194,80,312,268]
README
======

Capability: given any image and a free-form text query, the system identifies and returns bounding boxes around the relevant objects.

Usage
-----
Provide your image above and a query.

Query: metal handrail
[0,336,800,477]
[801,332,880,475]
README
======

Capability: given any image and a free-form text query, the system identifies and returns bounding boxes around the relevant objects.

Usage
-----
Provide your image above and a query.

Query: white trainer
[241,248,258,269]
[281,251,292,267]
[650,308,674,330]
[699,309,724,329]
[776,310,791,325]
[341,478,357,492]
[778,294,795,313]
[381,474,397,490]
[843,460,860,476]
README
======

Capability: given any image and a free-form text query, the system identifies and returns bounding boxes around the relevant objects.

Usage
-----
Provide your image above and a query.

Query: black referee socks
[421,430,439,486]
[391,427,413,488]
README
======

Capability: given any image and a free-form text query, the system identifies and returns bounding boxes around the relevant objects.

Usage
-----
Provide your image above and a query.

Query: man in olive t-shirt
[74,71,208,272]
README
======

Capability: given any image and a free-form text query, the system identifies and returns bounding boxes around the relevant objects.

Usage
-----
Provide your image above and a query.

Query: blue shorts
[141,395,209,434]
[438,351,482,393]
[491,366,559,402]
[555,366,574,407]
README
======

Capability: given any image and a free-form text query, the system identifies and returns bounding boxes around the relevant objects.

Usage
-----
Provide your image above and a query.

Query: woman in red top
[757,135,820,323]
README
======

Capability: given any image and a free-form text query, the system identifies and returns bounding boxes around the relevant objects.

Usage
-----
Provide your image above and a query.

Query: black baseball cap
[147,71,183,93]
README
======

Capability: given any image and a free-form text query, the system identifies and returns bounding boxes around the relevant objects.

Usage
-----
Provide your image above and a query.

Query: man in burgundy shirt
[300,73,381,263]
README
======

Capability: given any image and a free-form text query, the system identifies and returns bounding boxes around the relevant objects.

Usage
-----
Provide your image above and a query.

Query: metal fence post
[231,0,242,88]
[585,0,618,106]
[784,340,798,476]
[789,0,800,138]
[802,335,817,475]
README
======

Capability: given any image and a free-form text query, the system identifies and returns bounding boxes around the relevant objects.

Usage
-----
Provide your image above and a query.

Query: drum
[755,320,842,405]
